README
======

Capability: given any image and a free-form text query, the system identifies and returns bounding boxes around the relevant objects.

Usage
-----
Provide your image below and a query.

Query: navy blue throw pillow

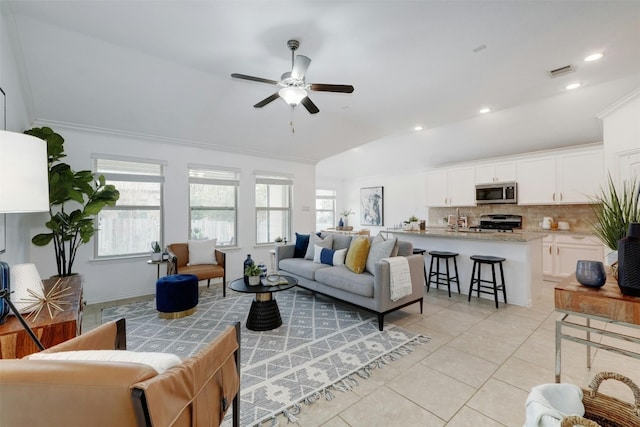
[294,233,310,258]
[320,248,336,265]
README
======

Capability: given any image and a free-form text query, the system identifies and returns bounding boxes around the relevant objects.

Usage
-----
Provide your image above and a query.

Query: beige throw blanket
[382,257,412,301]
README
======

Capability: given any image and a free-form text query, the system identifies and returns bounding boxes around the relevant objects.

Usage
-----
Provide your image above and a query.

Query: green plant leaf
[32,233,54,246]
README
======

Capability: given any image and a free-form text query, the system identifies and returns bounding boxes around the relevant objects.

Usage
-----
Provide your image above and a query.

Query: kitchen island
[385,228,544,306]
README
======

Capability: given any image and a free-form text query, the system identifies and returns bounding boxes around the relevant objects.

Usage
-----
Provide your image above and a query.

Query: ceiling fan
[231,40,354,114]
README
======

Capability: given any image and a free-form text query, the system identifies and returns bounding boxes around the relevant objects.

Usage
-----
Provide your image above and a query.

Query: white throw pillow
[304,234,333,260]
[27,350,182,374]
[187,239,217,265]
[333,248,347,266]
[313,244,324,263]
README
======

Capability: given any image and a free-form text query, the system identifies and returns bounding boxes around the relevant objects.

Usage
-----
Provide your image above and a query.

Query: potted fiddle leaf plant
[29,127,120,277]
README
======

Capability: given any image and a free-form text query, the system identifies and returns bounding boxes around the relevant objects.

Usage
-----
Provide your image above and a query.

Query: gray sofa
[275,233,424,330]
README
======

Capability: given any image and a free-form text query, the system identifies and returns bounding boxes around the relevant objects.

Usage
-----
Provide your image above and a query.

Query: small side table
[147,259,168,280]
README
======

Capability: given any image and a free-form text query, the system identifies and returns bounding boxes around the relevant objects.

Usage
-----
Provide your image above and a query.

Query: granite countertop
[384,228,545,242]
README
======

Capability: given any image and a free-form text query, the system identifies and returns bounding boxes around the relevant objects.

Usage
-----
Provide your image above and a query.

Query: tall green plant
[590,174,640,251]
[28,127,120,276]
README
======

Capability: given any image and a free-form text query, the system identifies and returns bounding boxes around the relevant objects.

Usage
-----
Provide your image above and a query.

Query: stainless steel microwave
[475,182,517,204]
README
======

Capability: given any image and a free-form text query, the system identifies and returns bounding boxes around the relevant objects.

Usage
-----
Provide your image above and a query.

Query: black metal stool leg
[453,256,460,293]
[499,261,507,305]
[491,264,499,309]
[427,256,435,292]
[468,260,476,302]
[445,257,451,297]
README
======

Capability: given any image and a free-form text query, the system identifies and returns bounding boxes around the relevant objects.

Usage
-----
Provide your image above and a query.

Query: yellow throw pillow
[345,237,371,274]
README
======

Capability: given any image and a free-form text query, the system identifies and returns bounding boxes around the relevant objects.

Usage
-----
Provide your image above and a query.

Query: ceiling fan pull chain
[290,108,295,134]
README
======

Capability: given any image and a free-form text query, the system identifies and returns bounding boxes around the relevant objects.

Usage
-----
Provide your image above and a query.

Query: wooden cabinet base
[0,276,83,358]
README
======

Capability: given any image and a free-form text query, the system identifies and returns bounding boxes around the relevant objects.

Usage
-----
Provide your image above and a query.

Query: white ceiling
[3,1,639,178]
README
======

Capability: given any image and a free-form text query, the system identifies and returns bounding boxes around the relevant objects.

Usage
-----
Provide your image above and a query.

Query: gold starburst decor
[20,278,72,321]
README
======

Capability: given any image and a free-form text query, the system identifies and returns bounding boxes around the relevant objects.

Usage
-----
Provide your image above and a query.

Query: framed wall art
[360,186,383,226]
[0,86,5,253]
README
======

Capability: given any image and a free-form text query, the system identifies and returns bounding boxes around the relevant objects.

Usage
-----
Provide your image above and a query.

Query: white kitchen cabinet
[475,161,517,184]
[543,233,603,280]
[426,167,475,207]
[517,148,603,205]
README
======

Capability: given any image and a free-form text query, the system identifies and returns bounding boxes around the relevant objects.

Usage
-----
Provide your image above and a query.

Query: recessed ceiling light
[584,52,604,62]
[479,107,491,114]
[414,125,423,131]
[566,82,582,90]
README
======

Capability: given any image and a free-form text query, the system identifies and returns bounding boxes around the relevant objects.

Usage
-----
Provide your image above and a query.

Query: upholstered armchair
[167,242,226,296]
[0,319,240,427]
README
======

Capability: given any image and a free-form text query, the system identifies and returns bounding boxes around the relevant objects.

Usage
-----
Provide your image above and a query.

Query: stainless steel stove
[472,214,523,232]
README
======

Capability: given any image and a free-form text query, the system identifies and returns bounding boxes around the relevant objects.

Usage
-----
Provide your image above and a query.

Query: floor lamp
[0,130,50,351]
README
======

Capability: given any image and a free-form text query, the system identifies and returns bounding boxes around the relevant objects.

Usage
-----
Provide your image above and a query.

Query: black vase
[243,254,254,285]
[617,222,640,297]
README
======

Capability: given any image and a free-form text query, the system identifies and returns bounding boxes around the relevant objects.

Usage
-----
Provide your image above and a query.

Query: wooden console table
[554,273,640,382]
[0,275,83,358]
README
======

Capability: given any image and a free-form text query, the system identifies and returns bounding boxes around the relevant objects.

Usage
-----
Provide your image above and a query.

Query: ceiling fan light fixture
[279,86,307,107]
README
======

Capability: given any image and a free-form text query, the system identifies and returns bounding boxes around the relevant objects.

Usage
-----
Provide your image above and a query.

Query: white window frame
[255,171,293,245]
[93,154,165,259]
[188,164,239,247]
[315,189,337,231]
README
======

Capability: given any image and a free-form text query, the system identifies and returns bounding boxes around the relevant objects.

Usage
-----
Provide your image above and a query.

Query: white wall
[0,6,38,269]
[335,170,429,235]
[25,126,316,303]
[600,89,640,183]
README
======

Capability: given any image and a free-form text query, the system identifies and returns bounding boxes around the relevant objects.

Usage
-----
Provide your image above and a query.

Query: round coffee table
[229,275,297,331]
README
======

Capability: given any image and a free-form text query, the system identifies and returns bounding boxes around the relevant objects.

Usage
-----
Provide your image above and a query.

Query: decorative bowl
[575,260,607,288]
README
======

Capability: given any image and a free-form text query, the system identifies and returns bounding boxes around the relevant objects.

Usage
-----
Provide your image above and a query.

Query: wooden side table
[554,273,640,382]
[0,275,83,358]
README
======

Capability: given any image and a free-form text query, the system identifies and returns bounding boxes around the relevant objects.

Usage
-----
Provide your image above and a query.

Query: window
[189,165,239,246]
[94,156,164,258]
[316,189,336,231]
[255,172,292,244]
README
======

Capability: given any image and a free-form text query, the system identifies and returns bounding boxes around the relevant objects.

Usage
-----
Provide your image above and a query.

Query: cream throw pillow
[188,239,217,265]
[304,234,333,260]
[27,350,182,374]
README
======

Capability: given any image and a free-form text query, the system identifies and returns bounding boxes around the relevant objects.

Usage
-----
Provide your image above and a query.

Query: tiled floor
[83,281,640,426]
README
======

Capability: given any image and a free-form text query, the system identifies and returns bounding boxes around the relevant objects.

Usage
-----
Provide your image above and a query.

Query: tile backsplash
[428,204,597,233]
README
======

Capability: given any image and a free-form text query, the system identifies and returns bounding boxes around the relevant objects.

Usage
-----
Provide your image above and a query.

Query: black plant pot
[617,222,640,297]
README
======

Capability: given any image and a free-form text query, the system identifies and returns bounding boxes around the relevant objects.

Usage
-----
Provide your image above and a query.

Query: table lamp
[0,130,49,349]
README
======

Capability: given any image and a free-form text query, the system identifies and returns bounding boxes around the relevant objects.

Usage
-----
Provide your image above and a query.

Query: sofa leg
[419,298,423,314]
[377,314,384,331]
[207,279,211,288]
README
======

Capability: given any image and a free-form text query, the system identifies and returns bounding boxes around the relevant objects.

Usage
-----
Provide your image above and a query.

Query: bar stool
[412,248,428,285]
[427,251,460,297]
[468,255,507,308]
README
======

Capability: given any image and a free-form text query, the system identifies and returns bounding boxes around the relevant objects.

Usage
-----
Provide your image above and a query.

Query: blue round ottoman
[156,274,199,319]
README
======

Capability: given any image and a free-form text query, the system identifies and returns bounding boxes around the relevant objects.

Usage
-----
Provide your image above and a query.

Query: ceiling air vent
[547,64,575,78]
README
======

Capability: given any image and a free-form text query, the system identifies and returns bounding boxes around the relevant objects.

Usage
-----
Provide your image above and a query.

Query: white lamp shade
[0,130,49,213]
[9,263,44,313]
[278,87,307,107]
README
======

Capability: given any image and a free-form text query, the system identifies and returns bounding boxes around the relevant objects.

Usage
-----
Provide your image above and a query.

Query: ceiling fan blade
[291,55,311,80]
[310,83,354,93]
[254,92,280,108]
[231,73,279,85]
[301,96,319,114]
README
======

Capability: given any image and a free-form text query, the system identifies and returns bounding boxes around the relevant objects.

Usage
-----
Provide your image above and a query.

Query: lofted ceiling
[2,1,639,178]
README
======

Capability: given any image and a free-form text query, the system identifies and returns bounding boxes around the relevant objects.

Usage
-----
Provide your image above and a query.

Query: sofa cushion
[365,235,397,274]
[315,266,374,298]
[294,233,310,258]
[305,234,334,260]
[279,258,330,281]
[187,239,217,265]
[345,237,371,274]
[27,350,181,374]
[331,234,353,251]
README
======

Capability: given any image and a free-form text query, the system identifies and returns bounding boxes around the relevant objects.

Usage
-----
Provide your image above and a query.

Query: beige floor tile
[422,345,499,388]
[418,308,483,337]
[283,390,362,427]
[493,356,555,392]
[388,364,476,421]
[339,386,445,427]
[448,331,519,365]
[446,406,508,427]
[320,416,350,427]
[466,378,529,426]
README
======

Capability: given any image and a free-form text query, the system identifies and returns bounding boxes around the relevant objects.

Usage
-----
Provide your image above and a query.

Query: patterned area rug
[102,287,428,426]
